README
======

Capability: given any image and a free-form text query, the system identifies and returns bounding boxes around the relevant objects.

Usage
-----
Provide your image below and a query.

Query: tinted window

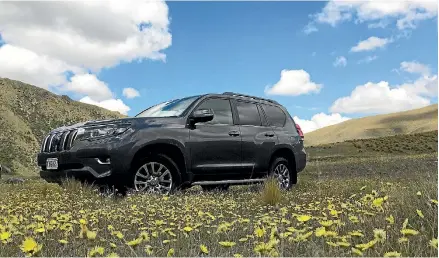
[236,101,262,126]
[196,98,233,125]
[261,104,286,127]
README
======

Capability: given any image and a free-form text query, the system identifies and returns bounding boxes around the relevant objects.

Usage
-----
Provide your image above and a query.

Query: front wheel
[131,154,181,195]
[269,157,295,190]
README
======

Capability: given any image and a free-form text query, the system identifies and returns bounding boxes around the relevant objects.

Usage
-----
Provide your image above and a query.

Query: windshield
[135,95,201,118]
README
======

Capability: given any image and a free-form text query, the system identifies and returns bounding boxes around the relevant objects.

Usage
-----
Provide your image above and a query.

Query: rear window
[236,101,262,126]
[261,104,286,127]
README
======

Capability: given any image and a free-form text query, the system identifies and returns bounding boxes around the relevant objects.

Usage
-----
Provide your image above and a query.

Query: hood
[49,117,183,133]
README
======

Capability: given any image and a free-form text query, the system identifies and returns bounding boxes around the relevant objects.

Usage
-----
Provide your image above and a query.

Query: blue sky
[0,1,437,132]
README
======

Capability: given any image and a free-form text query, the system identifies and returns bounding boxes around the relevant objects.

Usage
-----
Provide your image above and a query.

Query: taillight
[295,123,304,140]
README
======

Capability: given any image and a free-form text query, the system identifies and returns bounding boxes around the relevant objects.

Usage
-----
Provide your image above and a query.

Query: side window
[196,98,233,125]
[236,101,262,126]
[261,104,286,127]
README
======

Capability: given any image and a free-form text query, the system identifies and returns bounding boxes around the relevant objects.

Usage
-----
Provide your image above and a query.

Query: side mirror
[190,109,214,124]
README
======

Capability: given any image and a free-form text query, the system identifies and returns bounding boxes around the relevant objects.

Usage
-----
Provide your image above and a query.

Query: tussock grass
[259,177,283,206]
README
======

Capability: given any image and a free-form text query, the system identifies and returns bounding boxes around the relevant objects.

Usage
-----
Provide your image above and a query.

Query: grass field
[0,133,437,257]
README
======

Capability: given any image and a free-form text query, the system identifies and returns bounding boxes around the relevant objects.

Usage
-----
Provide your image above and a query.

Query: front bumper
[37,143,132,184]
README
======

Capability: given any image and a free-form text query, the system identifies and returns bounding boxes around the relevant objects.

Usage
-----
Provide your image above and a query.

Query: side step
[191,178,265,186]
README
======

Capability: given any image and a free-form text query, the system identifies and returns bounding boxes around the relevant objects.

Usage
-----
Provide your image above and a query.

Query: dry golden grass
[305,104,438,146]
[259,177,283,206]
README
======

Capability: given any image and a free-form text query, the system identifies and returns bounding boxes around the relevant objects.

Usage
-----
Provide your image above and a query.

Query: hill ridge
[305,104,438,146]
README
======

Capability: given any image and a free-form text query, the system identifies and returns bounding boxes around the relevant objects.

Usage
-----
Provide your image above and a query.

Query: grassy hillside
[306,130,438,162]
[0,78,125,176]
[305,104,438,146]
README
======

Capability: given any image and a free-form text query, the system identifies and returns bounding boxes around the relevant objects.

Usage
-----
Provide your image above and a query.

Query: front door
[188,97,242,181]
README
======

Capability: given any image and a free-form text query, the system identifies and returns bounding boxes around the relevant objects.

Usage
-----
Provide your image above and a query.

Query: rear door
[188,97,243,181]
[233,100,278,178]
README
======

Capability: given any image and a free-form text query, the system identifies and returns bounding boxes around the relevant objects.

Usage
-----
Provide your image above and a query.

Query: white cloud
[330,61,436,115]
[400,61,431,76]
[333,56,347,67]
[80,96,130,115]
[357,55,378,64]
[0,44,81,88]
[303,23,318,34]
[265,69,323,96]
[123,87,140,99]
[399,75,438,98]
[350,37,392,52]
[0,1,171,71]
[64,73,113,101]
[330,79,432,115]
[0,0,172,115]
[293,113,351,134]
[309,1,437,30]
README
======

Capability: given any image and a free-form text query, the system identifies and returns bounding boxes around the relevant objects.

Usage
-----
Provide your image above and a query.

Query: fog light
[95,157,111,165]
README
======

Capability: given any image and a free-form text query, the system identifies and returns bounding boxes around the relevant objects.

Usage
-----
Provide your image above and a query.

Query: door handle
[228,130,240,137]
[265,132,275,137]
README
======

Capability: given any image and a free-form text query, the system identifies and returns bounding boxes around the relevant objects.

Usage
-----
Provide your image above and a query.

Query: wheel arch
[129,140,188,182]
[269,146,297,174]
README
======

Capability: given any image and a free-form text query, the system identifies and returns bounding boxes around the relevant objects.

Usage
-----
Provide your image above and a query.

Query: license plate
[46,158,58,170]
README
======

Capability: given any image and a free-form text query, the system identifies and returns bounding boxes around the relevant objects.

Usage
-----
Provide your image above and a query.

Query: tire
[268,157,295,190]
[130,154,181,194]
[201,184,230,192]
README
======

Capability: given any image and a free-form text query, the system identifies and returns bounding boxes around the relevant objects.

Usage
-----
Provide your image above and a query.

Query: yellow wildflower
[219,241,236,247]
[373,228,386,243]
[0,231,11,243]
[401,229,419,236]
[384,251,401,257]
[254,226,265,238]
[398,237,408,243]
[20,237,42,256]
[386,215,395,224]
[297,215,312,222]
[200,244,209,254]
[429,238,438,249]
[183,226,193,232]
[351,247,363,256]
[88,246,105,257]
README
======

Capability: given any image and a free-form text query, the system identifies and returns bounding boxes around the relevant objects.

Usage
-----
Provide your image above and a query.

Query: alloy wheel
[273,163,290,189]
[134,161,173,194]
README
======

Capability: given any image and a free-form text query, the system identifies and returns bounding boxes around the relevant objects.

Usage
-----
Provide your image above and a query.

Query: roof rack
[222,92,279,104]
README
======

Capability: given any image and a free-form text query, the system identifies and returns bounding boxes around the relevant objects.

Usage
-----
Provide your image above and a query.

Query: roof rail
[222,92,279,104]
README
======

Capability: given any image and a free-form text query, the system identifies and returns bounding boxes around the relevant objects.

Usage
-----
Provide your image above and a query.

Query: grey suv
[38,92,307,194]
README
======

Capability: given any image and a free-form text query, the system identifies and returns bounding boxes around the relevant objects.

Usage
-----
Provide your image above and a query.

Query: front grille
[41,129,78,153]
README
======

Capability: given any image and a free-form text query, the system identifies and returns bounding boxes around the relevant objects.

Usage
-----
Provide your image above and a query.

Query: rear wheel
[131,154,181,195]
[269,157,295,190]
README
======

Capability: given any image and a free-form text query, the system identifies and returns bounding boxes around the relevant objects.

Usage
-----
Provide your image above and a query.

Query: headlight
[76,123,131,141]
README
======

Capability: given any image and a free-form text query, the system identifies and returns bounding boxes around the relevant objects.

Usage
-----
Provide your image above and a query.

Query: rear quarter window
[261,104,286,127]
